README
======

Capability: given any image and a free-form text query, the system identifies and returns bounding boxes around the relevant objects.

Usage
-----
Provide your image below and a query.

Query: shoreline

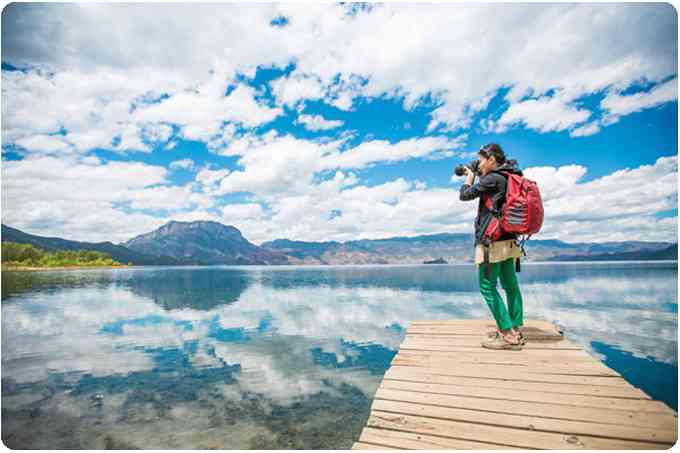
[2,264,134,272]
[2,260,676,272]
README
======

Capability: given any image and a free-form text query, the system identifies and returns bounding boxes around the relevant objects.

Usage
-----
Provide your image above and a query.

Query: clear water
[2,262,677,449]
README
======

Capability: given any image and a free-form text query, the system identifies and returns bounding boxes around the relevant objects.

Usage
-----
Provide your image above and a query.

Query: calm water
[2,262,677,449]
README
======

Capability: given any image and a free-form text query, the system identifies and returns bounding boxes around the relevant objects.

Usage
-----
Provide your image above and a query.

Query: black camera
[454,160,481,177]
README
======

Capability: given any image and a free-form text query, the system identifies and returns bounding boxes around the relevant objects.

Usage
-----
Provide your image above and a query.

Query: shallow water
[1,261,677,449]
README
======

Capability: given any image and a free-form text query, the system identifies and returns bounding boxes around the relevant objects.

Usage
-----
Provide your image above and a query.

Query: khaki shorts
[475,239,522,265]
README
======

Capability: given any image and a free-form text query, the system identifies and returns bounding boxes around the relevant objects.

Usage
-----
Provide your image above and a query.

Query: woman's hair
[478,143,506,164]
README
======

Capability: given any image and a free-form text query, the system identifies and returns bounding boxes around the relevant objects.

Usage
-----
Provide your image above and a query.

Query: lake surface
[2,262,677,449]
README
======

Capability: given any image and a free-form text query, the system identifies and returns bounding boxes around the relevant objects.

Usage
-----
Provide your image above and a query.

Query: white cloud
[601,77,678,118]
[141,123,173,143]
[195,166,231,192]
[2,68,280,156]
[521,156,678,241]
[1,4,677,246]
[569,122,601,138]
[522,164,589,200]
[316,136,467,171]
[169,159,195,171]
[209,133,465,198]
[3,3,676,140]
[220,203,265,221]
[14,134,72,154]
[0,154,215,242]
[494,95,591,134]
[296,113,343,131]
[216,155,678,245]
[269,73,325,108]
[134,83,282,133]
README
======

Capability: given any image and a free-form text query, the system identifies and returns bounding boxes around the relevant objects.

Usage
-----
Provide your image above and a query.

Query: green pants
[478,257,524,331]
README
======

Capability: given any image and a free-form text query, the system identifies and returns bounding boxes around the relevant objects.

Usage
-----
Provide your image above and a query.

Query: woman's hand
[464,166,475,185]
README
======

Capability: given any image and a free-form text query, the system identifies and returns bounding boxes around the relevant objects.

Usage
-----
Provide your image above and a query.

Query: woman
[459,143,526,350]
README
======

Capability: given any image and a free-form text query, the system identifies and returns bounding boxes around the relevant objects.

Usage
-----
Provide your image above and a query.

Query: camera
[454,160,481,177]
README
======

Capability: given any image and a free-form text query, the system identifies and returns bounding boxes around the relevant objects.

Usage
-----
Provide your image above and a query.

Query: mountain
[1,224,180,265]
[3,222,676,266]
[546,243,678,261]
[122,220,290,265]
[261,233,676,264]
[261,233,473,264]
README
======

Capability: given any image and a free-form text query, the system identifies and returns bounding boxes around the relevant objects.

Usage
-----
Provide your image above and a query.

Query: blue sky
[1,3,677,245]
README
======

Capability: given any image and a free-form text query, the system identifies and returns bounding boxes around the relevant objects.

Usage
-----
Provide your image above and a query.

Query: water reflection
[121,267,253,310]
[1,262,677,449]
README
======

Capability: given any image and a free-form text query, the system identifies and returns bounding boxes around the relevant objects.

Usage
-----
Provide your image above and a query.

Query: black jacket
[459,161,524,246]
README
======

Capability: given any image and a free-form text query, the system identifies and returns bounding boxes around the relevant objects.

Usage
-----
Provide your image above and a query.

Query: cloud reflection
[1,263,676,448]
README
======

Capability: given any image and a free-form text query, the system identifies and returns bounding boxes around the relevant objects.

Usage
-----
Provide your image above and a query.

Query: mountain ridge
[2,221,676,265]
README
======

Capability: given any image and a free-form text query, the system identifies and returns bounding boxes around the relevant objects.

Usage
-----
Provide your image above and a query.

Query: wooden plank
[407,323,565,340]
[392,356,621,377]
[395,351,615,369]
[371,399,677,445]
[410,318,555,327]
[401,337,581,349]
[384,368,652,400]
[374,388,678,430]
[351,441,398,450]
[387,364,637,388]
[397,347,594,360]
[408,321,560,330]
[396,351,597,365]
[358,426,520,450]
[406,331,565,341]
[379,379,675,414]
[406,332,566,341]
[367,411,672,449]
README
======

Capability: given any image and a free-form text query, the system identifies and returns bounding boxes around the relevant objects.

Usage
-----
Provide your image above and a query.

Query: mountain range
[2,221,677,266]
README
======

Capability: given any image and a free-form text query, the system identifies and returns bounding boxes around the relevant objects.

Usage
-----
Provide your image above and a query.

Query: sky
[1,2,678,246]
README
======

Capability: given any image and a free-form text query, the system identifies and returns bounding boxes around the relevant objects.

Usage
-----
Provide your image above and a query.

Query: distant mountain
[3,222,676,266]
[261,233,676,264]
[546,243,678,261]
[122,220,290,265]
[261,233,472,264]
[1,224,180,265]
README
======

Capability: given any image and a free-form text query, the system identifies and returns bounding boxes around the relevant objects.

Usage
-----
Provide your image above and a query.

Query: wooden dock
[353,319,678,450]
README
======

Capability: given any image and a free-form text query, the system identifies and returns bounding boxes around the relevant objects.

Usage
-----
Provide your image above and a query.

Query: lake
[1,261,677,449]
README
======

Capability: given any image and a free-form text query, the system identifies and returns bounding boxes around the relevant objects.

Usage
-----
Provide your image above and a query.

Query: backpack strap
[482,170,510,215]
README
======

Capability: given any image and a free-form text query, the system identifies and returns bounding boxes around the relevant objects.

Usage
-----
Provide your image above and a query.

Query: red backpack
[480,171,544,271]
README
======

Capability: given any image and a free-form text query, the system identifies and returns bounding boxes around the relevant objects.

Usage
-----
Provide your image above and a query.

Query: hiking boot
[481,332,522,350]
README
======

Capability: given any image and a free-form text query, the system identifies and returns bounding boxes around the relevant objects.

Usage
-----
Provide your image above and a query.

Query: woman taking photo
[459,143,526,350]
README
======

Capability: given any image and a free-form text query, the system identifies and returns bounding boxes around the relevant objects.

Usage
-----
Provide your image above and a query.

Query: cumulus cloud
[296,113,343,131]
[1,3,677,246]
[522,156,678,242]
[2,3,676,139]
[220,203,265,221]
[569,122,601,138]
[601,77,678,118]
[169,159,195,171]
[493,95,591,134]
[2,68,281,155]
[208,132,465,198]
[195,166,231,193]
[270,73,326,108]
[215,155,678,245]
[317,135,466,170]
[1,154,214,242]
